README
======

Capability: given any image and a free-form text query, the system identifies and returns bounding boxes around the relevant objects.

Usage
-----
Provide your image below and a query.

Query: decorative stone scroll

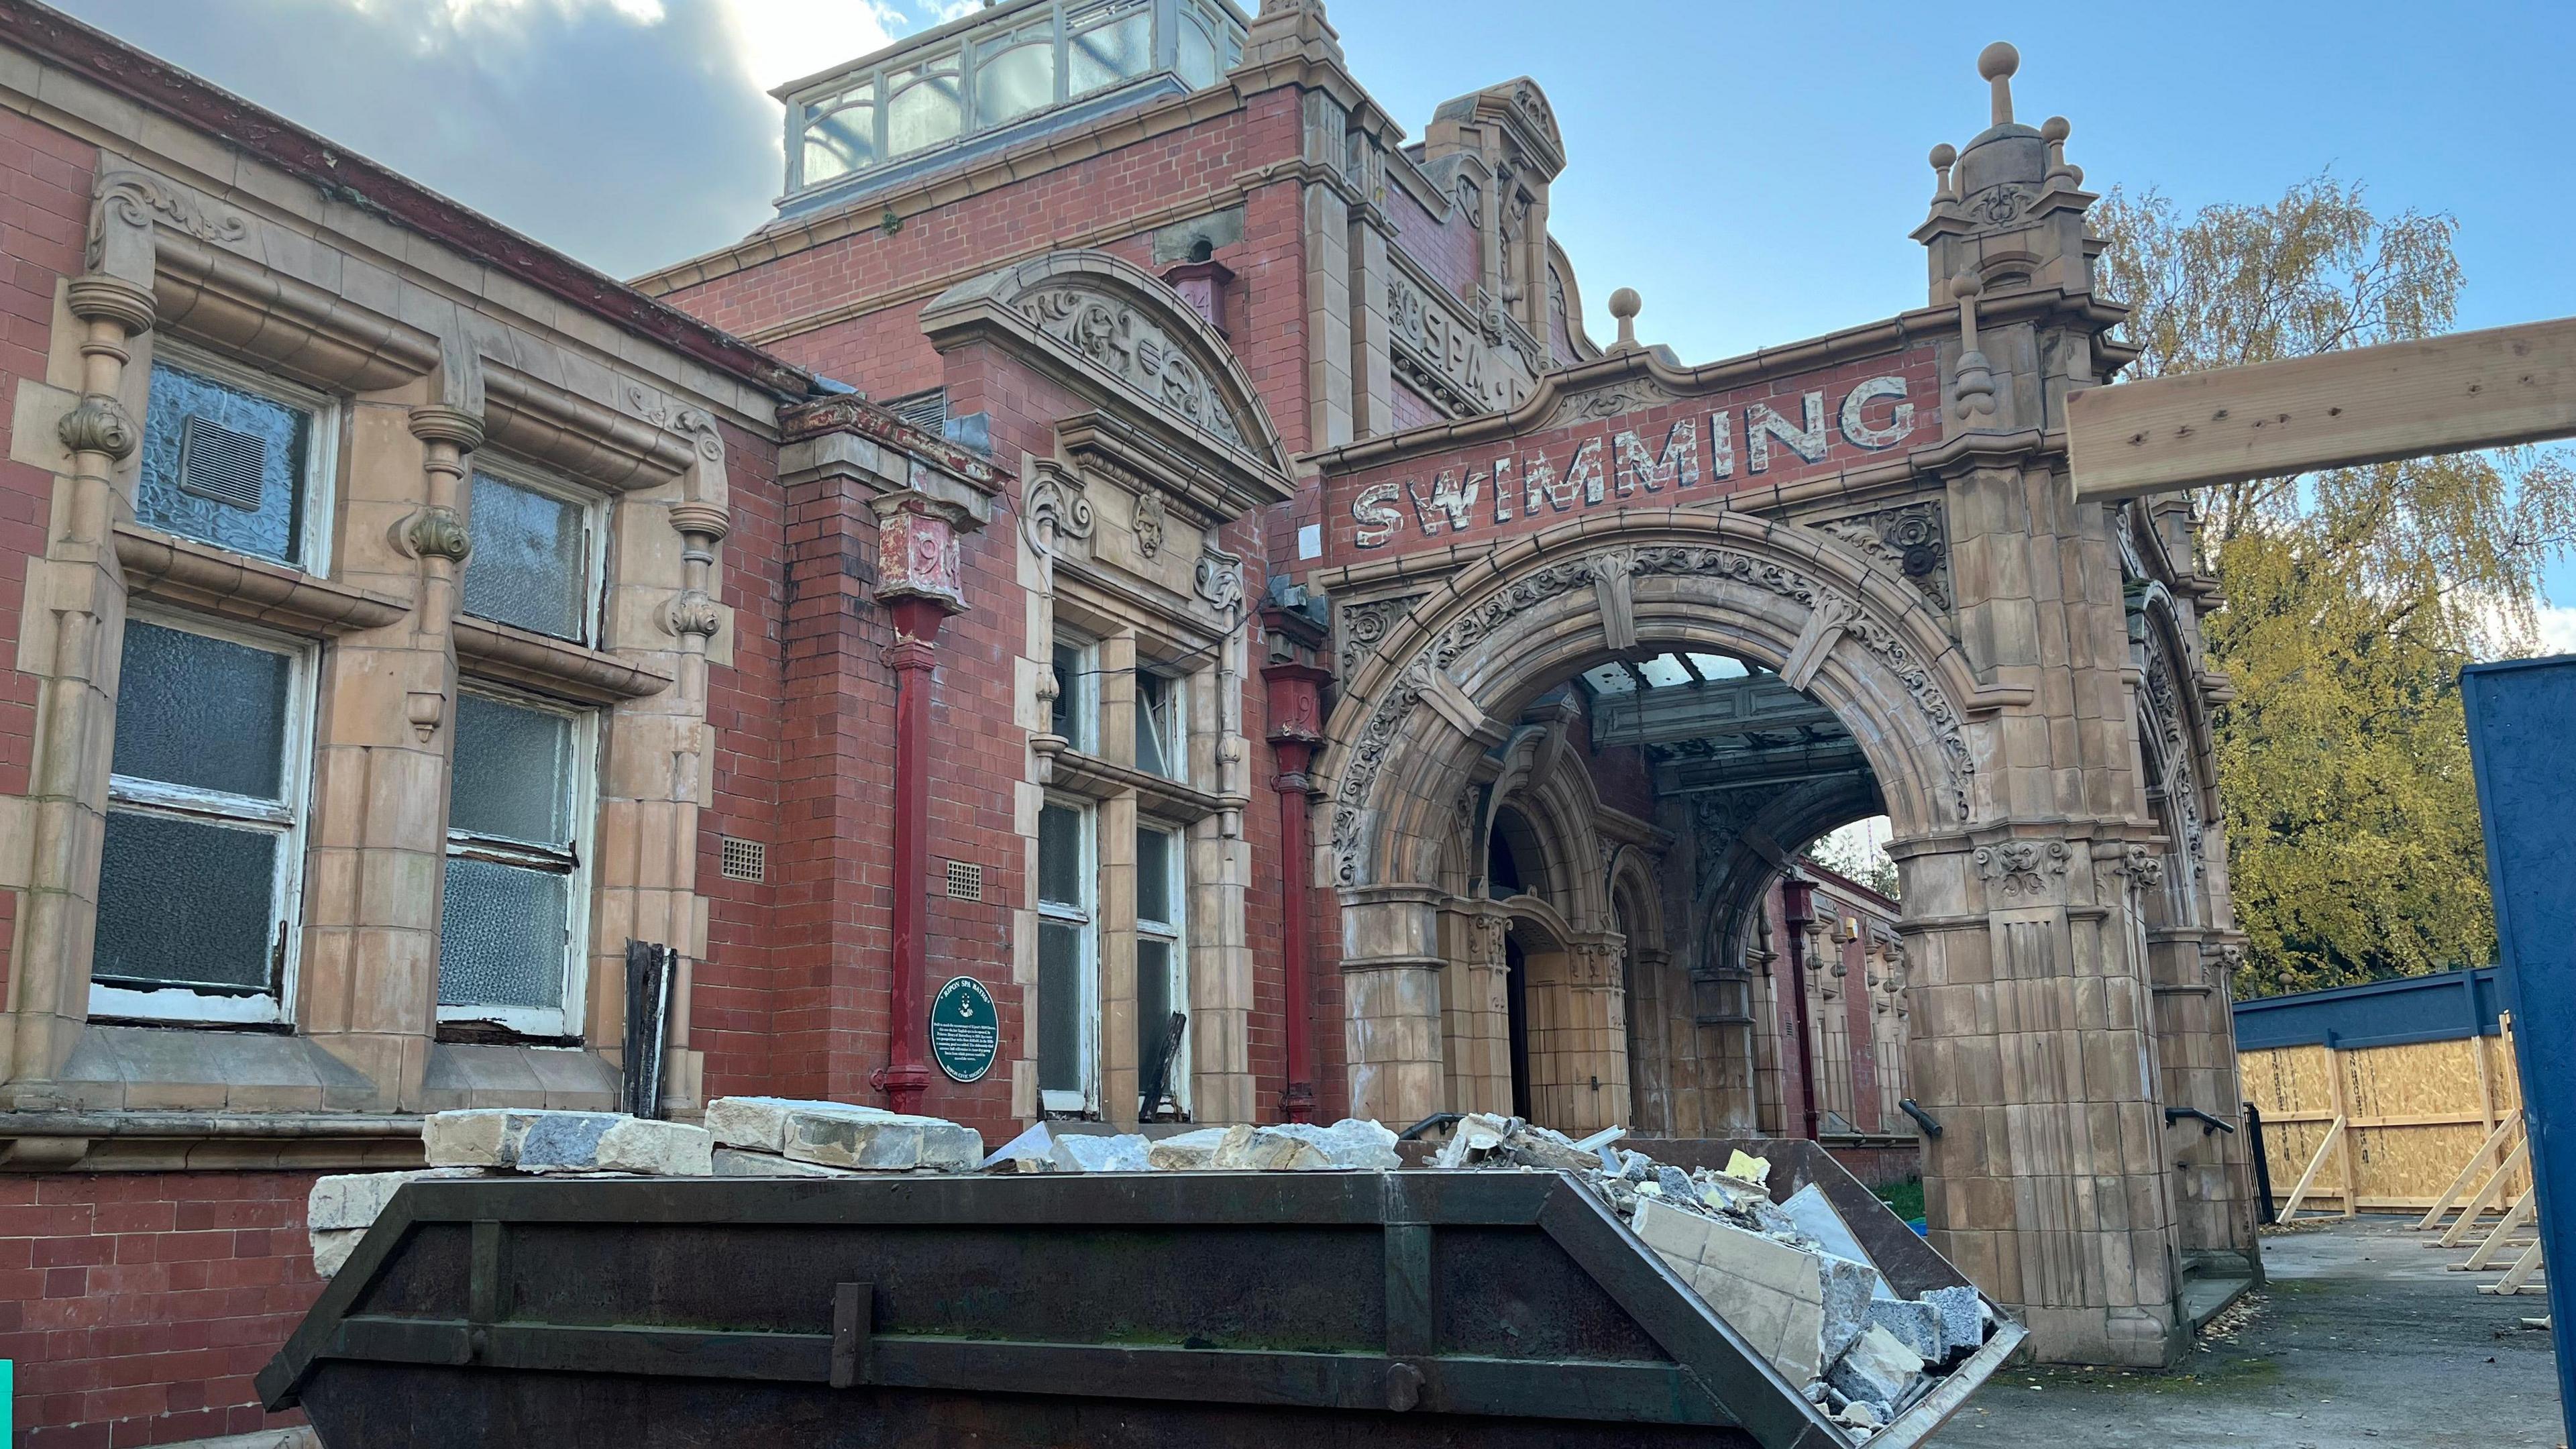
[89,172,247,274]
[1817,501,1951,612]
[1330,543,1978,883]
[1336,592,1424,678]
[1974,838,2070,898]
[1018,288,1251,453]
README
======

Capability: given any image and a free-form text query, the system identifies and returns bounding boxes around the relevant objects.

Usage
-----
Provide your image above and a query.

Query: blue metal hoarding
[2461,653,2576,1437]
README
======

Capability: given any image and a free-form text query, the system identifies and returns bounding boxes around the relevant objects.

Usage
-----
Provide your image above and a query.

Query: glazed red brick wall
[658,81,1330,1132]
[0,1171,324,1448]
[694,424,789,1100]
[1388,382,1442,433]
[1384,180,1477,304]
[662,93,1289,390]
[0,109,96,1015]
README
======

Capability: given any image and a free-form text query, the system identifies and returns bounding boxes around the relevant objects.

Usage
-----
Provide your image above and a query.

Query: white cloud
[2534,603,2576,658]
[709,0,904,93]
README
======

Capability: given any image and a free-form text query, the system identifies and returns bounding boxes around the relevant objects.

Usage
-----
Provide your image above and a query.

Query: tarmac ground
[1929,1215,2562,1448]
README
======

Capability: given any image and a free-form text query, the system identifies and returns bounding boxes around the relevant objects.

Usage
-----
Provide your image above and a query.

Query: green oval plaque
[929,974,1000,1083]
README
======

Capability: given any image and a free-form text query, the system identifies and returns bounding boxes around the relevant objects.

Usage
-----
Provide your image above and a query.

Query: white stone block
[780,1106,982,1171]
[1049,1132,1153,1172]
[1265,1118,1401,1169]
[1632,1199,1888,1387]
[310,1228,366,1278]
[1146,1127,1232,1169]
[1210,1124,1330,1170]
[306,1169,484,1232]
[422,1109,712,1175]
[712,1148,868,1178]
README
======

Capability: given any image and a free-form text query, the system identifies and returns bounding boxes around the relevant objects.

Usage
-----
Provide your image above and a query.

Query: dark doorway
[1505,935,1532,1120]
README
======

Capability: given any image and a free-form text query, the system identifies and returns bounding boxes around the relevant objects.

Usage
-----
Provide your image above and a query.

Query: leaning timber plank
[2068,314,2576,501]
[2481,1240,2546,1297]
[2461,1193,2538,1270]
[2278,1117,2346,1221]
[2418,1117,2522,1230]
[2436,1140,2532,1248]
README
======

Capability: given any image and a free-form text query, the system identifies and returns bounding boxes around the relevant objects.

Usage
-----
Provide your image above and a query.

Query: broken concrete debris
[707,1095,985,1172]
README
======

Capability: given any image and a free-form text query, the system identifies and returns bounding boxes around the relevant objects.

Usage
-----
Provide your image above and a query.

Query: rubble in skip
[308,1099,1987,1434]
[1427,1113,1995,1438]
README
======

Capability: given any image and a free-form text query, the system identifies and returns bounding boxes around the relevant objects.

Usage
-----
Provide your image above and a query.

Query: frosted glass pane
[803,91,875,182]
[1038,804,1085,907]
[1136,826,1175,925]
[1037,920,1085,1092]
[113,621,290,800]
[1067,7,1148,94]
[887,62,962,156]
[437,856,569,1010]
[95,810,280,992]
[450,692,574,845]
[1176,15,1218,89]
[975,38,1053,127]
[1136,937,1176,1084]
[138,360,311,566]
[464,471,588,641]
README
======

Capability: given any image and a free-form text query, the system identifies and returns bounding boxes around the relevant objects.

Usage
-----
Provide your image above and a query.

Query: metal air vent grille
[944,859,983,902]
[177,415,265,511]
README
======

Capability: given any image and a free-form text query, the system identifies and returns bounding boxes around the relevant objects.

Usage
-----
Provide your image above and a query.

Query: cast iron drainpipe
[1781,873,1821,1142]
[869,595,950,1116]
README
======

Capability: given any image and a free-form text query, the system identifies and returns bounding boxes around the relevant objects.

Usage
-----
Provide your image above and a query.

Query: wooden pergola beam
[2068,314,2576,502]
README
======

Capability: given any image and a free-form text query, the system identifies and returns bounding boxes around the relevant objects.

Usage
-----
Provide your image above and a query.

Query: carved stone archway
[1318,508,2012,1126]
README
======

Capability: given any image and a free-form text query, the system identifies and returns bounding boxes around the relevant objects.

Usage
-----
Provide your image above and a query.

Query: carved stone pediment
[922,251,1293,520]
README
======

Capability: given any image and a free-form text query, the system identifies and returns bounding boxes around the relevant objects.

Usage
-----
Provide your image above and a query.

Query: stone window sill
[114,524,409,636]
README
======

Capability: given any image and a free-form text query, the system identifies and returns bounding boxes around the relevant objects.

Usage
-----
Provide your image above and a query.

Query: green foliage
[1872,1177,1925,1222]
[2095,179,2576,996]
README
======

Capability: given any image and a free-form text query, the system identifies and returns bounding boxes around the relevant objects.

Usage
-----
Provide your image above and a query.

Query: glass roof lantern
[778,0,1248,210]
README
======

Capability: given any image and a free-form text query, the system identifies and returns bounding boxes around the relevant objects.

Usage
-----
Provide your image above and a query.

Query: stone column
[4,273,152,1087]
[1338,881,1446,1126]
[865,495,969,1116]
[653,501,727,1111]
[1439,901,1511,1116]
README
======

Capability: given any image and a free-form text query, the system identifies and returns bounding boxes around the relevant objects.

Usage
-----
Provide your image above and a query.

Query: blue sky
[54,0,2576,619]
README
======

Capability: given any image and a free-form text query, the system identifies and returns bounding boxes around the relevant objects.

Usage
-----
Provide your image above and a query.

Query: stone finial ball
[1930,143,1957,169]
[1608,287,1642,321]
[1978,41,2019,80]
[2041,115,2070,144]
[1951,271,1983,299]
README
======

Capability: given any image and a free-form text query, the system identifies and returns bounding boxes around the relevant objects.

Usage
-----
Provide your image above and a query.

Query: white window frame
[437,681,599,1039]
[1052,633,1098,753]
[1036,794,1098,1116]
[1135,818,1189,1118]
[462,458,608,647]
[1136,665,1187,783]
[90,608,317,1026]
[141,339,339,578]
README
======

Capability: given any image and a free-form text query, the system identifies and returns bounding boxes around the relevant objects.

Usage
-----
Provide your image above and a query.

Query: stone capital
[64,274,156,335]
[667,501,731,544]
[406,404,485,453]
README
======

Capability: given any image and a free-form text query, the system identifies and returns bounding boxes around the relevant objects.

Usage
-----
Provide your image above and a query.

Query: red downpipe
[1264,661,1331,1124]
[873,594,947,1116]
[1781,873,1821,1141]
